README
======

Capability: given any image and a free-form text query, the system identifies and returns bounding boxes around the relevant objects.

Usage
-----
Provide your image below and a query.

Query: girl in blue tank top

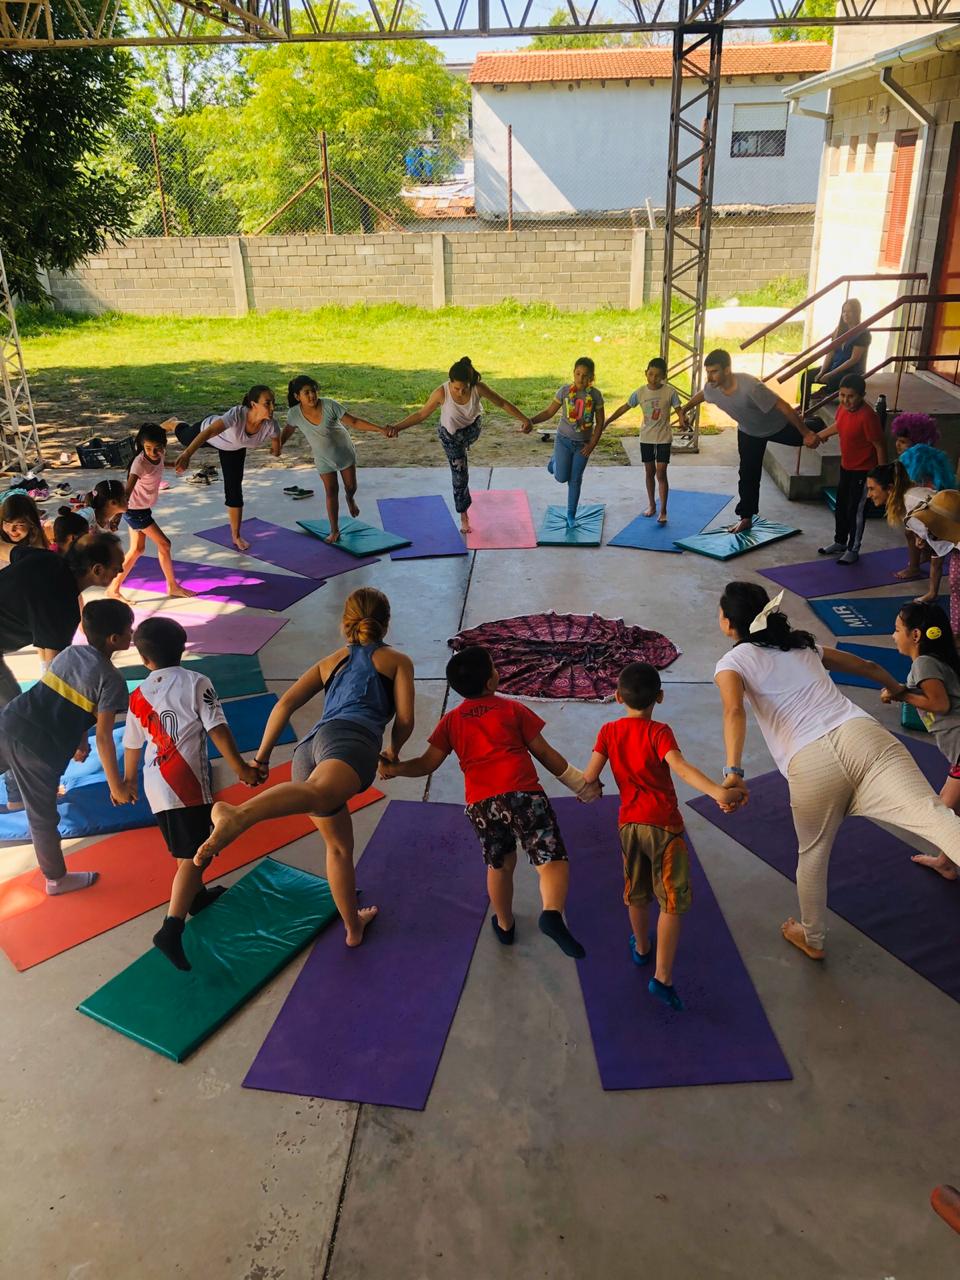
[195,587,415,947]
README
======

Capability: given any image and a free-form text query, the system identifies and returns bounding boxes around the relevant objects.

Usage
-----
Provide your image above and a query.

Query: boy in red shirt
[816,373,886,565]
[581,662,746,1011]
[379,646,598,958]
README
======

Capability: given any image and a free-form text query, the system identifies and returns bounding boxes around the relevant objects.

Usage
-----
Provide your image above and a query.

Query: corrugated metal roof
[469,44,832,85]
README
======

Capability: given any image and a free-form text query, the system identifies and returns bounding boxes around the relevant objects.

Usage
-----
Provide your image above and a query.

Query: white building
[470,44,831,219]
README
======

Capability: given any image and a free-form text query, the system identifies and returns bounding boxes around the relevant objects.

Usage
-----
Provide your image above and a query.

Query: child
[74,479,127,533]
[122,617,260,970]
[286,375,388,544]
[892,411,940,456]
[866,462,952,602]
[881,602,960,881]
[1,492,49,548]
[106,423,194,601]
[816,373,885,565]
[48,509,89,554]
[530,357,605,526]
[579,662,746,1011]
[604,357,684,523]
[378,645,596,958]
[900,442,956,493]
[0,598,136,894]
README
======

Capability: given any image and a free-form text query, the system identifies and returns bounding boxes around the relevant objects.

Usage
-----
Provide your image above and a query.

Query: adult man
[681,349,820,534]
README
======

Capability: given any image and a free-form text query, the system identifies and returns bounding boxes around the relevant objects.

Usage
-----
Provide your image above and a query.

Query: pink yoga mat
[465,489,537,550]
[78,607,287,655]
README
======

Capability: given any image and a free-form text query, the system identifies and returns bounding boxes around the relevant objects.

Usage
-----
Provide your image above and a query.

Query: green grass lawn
[18,297,803,467]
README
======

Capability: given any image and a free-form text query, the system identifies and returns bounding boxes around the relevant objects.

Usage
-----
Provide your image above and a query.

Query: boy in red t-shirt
[379,646,599,958]
[816,373,886,565]
[580,662,746,1011]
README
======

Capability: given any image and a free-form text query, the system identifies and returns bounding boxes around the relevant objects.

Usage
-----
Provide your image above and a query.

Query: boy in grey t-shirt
[606,357,685,523]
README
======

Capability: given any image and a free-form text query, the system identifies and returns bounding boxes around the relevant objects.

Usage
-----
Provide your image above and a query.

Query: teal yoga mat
[77,859,338,1062]
[297,516,410,557]
[536,503,605,546]
[20,652,267,699]
[673,518,801,561]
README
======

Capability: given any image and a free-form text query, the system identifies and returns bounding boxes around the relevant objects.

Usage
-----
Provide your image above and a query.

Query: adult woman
[865,461,952,601]
[286,375,388,544]
[387,356,532,534]
[173,386,290,552]
[714,581,960,960]
[195,587,415,947]
[800,298,872,408]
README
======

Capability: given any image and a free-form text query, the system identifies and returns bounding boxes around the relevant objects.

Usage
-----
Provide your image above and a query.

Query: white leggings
[786,718,960,949]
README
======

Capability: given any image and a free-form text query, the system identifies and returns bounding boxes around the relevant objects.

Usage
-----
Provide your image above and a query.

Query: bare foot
[781,916,825,960]
[911,852,958,880]
[346,495,360,518]
[167,584,197,599]
[324,530,341,545]
[657,512,668,525]
[728,518,752,535]
[193,800,246,866]
[460,519,471,535]
[345,904,379,947]
[914,591,938,604]
[894,568,922,581]
[106,587,132,604]
[233,536,251,552]
[642,505,655,518]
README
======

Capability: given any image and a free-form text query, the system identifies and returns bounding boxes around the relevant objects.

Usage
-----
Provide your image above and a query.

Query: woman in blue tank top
[195,587,415,946]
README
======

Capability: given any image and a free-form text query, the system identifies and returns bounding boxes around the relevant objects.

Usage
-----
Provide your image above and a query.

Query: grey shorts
[291,719,381,799]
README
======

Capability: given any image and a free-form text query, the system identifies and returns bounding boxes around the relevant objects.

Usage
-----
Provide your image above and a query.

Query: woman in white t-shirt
[173,385,289,551]
[387,356,532,534]
[714,580,960,960]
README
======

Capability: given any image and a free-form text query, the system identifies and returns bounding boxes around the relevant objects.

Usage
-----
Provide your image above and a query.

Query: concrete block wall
[47,219,813,318]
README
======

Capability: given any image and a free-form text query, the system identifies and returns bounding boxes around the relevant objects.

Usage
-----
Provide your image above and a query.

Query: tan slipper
[781,917,825,960]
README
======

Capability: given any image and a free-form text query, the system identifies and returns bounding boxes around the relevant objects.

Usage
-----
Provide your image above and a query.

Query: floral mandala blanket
[449,611,680,701]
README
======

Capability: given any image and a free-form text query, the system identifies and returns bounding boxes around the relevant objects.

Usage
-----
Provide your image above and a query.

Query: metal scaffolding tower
[0,248,42,479]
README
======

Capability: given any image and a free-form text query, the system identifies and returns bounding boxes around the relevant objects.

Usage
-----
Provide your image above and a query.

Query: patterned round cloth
[449,611,680,701]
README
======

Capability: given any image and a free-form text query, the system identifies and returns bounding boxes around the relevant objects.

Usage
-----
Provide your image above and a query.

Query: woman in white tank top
[387,356,532,534]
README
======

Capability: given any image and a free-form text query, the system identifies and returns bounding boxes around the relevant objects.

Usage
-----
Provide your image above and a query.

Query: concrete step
[763,437,842,501]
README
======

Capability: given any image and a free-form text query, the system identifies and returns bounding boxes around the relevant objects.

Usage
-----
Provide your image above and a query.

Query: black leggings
[175,421,246,509]
[736,423,806,519]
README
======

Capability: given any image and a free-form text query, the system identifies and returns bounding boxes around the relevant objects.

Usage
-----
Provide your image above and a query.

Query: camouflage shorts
[465,790,568,869]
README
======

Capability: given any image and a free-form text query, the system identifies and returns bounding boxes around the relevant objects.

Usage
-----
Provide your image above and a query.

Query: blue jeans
[550,433,589,520]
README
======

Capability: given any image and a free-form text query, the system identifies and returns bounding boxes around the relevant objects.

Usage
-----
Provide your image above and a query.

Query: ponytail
[868,461,910,528]
[341,587,391,646]
[131,422,167,471]
[448,357,480,387]
[899,602,960,678]
[86,479,126,522]
[719,581,816,652]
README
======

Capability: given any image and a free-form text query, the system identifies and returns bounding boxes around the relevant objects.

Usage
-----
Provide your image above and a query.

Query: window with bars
[730,103,788,159]
[879,130,918,269]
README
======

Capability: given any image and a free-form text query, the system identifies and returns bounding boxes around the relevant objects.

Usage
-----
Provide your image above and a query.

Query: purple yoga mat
[759,547,915,598]
[376,495,468,560]
[243,800,487,1110]
[196,518,378,579]
[688,734,960,1003]
[559,796,791,1090]
[78,606,287,655]
[122,555,322,611]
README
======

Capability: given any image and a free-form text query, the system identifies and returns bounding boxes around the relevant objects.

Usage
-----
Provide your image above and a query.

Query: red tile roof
[469,44,832,85]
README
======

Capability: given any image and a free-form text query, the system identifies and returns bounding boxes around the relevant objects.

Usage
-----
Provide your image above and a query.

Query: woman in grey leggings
[714,581,960,959]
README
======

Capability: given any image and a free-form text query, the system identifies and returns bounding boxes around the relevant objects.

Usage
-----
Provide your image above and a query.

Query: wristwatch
[724,766,745,778]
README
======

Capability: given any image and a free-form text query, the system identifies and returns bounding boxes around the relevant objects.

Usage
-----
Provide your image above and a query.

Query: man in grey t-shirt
[681,349,820,533]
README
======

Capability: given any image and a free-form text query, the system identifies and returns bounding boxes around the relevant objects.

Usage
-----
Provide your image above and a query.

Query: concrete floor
[3,456,960,1280]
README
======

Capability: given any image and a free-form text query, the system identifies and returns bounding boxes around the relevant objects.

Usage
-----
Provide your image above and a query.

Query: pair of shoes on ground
[283,485,315,500]
[629,933,684,1011]
[817,541,859,564]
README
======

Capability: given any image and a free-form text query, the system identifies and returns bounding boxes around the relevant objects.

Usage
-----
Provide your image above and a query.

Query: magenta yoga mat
[559,796,792,1090]
[243,800,488,1110]
[195,518,378,579]
[687,734,960,1003]
[122,555,322,611]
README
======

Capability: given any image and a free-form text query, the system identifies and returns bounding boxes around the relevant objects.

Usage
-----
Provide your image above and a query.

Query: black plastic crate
[76,436,136,469]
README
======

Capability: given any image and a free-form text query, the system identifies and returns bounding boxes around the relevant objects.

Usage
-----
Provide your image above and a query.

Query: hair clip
[926,626,942,640]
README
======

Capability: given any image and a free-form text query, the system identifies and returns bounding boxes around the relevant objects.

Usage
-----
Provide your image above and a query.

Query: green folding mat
[77,859,338,1062]
[822,487,882,519]
[673,518,801,561]
[536,503,605,546]
[20,652,267,699]
[297,516,411,557]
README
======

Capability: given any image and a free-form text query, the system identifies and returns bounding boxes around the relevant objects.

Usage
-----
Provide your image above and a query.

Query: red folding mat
[0,763,383,971]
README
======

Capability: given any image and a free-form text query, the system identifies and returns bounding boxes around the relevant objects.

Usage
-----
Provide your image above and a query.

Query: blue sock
[648,977,684,1011]
[629,934,652,967]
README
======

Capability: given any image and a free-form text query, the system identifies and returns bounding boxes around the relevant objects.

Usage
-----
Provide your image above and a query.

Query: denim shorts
[124,508,156,531]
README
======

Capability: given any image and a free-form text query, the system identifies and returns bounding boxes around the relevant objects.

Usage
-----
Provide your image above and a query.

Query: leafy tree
[772,0,834,43]
[0,4,139,301]
[529,6,653,48]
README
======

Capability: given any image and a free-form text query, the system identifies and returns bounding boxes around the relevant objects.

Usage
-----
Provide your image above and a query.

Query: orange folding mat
[0,763,384,971]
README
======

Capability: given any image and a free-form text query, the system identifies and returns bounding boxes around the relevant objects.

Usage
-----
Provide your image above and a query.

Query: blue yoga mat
[561,797,792,1090]
[830,641,912,688]
[215,693,296,758]
[537,503,605,546]
[807,595,917,638]
[674,518,800,561]
[376,495,467,560]
[608,490,732,553]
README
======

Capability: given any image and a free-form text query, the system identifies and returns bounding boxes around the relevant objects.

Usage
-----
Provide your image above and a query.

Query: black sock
[188,884,226,916]
[153,916,190,971]
[491,914,516,946]
[538,910,585,959]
